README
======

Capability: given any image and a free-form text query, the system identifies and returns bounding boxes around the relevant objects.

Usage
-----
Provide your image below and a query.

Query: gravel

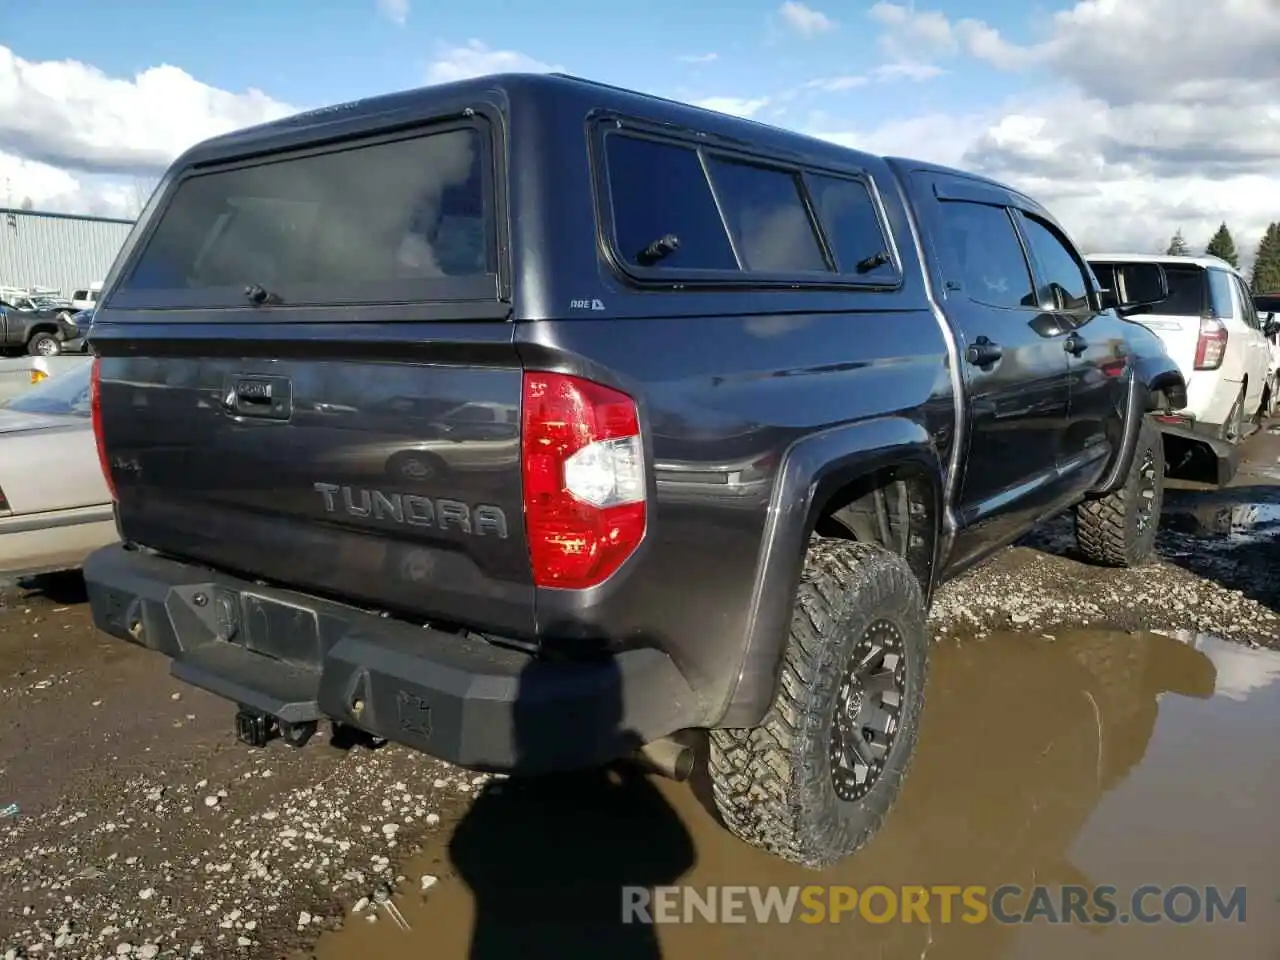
[927,511,1280,647]
[0,743,486,959]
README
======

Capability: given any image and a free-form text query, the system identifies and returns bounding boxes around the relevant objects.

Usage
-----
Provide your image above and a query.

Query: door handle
[965,336,1003,366]
[222,374,293,421]
[1064,333,1088,357]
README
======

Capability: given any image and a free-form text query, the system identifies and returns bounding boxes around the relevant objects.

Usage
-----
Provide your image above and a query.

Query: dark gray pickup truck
[81,72,1185,868]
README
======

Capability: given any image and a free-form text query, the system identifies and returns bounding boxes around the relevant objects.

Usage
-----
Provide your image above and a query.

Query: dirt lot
[3,429,1280,959]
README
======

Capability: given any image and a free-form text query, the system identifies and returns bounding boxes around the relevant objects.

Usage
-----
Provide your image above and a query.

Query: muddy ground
[2,428,1280,959]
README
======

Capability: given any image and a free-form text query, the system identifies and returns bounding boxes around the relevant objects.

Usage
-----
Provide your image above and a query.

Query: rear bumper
[1152,417,1240,485]
[82,543,698,773]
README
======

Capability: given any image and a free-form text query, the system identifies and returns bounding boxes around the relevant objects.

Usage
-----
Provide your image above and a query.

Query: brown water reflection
[315,630,1280,959]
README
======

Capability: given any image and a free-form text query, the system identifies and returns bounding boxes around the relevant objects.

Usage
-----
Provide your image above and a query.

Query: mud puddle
[1162,492,1280,543]
[310,630,1280,960]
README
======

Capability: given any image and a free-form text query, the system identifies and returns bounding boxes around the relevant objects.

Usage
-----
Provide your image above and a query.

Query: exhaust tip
[636,736,695,781]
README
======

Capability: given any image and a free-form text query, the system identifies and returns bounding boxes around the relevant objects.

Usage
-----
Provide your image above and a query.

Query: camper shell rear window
[109,121,498,312]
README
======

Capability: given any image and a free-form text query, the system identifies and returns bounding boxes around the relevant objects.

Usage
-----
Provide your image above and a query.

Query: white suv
[1088,253,1273,442]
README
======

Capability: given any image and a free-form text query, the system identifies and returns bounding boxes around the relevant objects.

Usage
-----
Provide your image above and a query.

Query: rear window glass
[113,126,494,309]
[605,134,738,271]
[1152,265,1208,316]
[704,156,826,273]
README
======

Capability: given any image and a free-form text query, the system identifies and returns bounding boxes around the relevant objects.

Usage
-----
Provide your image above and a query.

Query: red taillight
[1194,314,1228,370]
[520,372,646,589]
[90,357,117,501]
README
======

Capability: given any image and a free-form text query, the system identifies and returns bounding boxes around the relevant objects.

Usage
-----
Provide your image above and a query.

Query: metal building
[0,207,135,299]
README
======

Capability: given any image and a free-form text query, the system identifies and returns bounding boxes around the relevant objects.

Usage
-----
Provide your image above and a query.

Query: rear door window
[1017,213,1091,311]
[1233,276,1259,329]
[604,134,739,271]
[1207,268,1235,319]
[112,125,496,310]
[936,201,1036,310]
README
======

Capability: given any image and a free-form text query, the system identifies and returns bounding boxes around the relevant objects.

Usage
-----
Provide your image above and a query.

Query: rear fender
[1088,356,1187,497]
[714,415,943,728]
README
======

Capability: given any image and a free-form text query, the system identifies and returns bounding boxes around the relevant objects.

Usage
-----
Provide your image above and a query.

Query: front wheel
[1262,377,1280,420]
[1075,417,1164,568]
[708,538,929,869]
[27,331,60,357]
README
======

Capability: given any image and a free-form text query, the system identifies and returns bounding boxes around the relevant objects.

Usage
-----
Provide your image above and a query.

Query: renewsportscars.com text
[621,884,1247,925]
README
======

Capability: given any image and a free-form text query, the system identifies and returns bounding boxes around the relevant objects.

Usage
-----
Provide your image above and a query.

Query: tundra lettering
[312,482,509,538]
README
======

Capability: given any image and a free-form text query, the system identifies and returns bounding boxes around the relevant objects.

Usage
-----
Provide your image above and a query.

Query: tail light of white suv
[1194,313,1228,370]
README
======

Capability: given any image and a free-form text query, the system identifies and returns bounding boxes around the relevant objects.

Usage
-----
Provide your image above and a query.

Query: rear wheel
[1075,417,1164,568]
[707,538,929,869]
[27,331,60,357]
[1222,386,1246,442]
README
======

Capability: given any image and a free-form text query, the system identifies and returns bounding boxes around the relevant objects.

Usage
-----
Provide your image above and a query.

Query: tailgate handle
[224,375,293,421]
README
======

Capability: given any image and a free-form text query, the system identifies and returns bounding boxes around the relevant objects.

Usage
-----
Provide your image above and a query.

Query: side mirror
[1097,262,1170,312]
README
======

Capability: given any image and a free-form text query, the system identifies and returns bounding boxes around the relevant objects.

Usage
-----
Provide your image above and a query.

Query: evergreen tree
[1205,222,1239,267]
[1251,222,1280,293]
[1166,229,1190,256]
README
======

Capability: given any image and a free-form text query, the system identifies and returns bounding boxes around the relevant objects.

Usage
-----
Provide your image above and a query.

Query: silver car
[0,361,116,578]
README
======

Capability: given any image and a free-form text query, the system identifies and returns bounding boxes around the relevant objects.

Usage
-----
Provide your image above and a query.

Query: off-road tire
[707,538,929,869]
[1074,417,1164,568]
[26,331,60,357]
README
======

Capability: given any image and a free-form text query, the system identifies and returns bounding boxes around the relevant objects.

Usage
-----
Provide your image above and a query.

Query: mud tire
[707,538,929,869]
[1075,417,1164,568]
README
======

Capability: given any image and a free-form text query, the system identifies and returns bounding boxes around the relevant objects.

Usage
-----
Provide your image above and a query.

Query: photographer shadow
[447,653,696,959]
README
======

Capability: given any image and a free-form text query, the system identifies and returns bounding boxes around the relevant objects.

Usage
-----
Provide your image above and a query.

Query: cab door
[1013,209,1129,490]
[913,172,1074,569]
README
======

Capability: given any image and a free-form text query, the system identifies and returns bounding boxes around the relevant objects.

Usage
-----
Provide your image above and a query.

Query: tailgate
[1128,313,1199,382]
[90,113,537,636]
[96,339,533,634]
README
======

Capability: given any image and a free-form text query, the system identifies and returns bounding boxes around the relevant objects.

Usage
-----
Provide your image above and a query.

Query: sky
[2,0,1279,264]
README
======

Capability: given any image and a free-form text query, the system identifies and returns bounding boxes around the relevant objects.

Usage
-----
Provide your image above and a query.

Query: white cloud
[871,61,946,82]
[839,0,1280,265]
[7,2,1280,269]
[0,44,297,217]
[694,96,771,120]
[778,2,836,37]
[425,40,561,85]
[678,52,719,64]
[806,76,869,93]
[376,0,409,26]
[1202,642,1280,702]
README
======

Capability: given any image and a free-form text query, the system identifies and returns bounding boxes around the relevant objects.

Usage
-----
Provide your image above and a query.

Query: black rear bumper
[1154,417,1240,486]
[83,544,697,773]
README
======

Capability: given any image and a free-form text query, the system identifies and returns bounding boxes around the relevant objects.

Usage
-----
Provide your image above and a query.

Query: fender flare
[1088,357,1187,498]
[713,415,944,728]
